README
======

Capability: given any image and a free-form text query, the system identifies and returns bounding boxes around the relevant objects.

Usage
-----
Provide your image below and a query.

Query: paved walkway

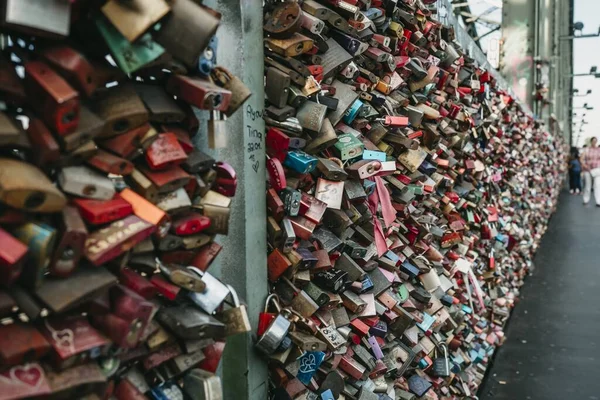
[479,190,600,400]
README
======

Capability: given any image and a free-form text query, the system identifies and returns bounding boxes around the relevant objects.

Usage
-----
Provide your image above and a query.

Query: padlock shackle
[264,293,281,313]
[225,284,240,307]
[414,255,432,267]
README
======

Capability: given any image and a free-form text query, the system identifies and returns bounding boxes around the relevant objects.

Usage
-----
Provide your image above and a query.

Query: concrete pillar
[193,0,268,399]
[501,0,535,108]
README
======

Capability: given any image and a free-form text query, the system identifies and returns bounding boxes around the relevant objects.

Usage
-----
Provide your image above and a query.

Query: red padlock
[72,194,134,225]
[120,268,158,300]
[23,61,80,136]
[214,161,237,197]
[0,227,28,285]
[171,213,211,236]
[150,275,181,301]
[145,132,188,170]
[197,341,226,373]
[257,294,281,337]
[267,157,287,192]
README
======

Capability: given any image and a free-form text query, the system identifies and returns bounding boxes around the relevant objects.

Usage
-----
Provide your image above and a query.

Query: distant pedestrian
[580,137,600,205]
[569,148,582,194]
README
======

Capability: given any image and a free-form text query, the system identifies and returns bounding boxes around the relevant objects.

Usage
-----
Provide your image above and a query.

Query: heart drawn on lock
[45,320,76,354]
[10,364,43,388]
[252,161,260,173]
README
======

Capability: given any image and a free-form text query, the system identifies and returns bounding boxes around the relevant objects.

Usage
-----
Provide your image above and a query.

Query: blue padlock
[417,312,435,332]
[342,99,363,125]
[198,36,218,76]
[364,8,383,20]
[361,275,374,293]
[297,351,326,385]
[284,150,318,174]
[150,382,183,400]
[363,179,376,196]
[362,150,387,162]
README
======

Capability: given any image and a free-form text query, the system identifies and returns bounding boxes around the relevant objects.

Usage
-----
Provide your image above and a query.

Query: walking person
[580,137,600,206]
[569,147,582,194]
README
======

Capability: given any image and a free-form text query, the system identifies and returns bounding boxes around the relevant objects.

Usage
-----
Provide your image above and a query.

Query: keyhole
[24,191,45,209]
[113,119,130,133]
[83,185,97,196]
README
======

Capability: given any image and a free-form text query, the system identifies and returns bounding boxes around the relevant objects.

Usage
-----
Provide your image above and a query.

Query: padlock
[265,33,314,57]
[210,66,252,117]
[187,267,230,314]
[258,294,282,337]
[317,158,348,181]
[0,56,26,106]
[102,0,170,42]
[0,228,28,286]
[24,61,80,136]
[156,259,206,293]
[341,290,367,314]
[0,111,30,152]
[220,285,252,336]
[41,46,98,97]
[256,309,292,355]
[167,75,232,112]
[264,2,302,37]
[48,205,87,278]
[73,194,133,226]
[154,0,220,68]
[157,305,225,340]
[290,289,320,318]
[39,316,111,370]
[266,67,292,109]
[313,269,348,294]
[145,132,188,170]
[182,369,223,400]
[315,178,344,210]
[138,166,191,194]
[12,222,56,289]
[134,84,186,124]
[87,149,134,176]
[32,266,117,314]
[120,268,158,300]
[26,117,61,167]
[432,342,451,377]
[84,215,155,266]
[58,166,115,200]
[284,151,318,174]
[214,161,237,197]
[296,101,327,135]
[0,157,66,213]
[280,218,296,254]
[191,242,222,272]
[91,85,149,138]
[0,323,50,370]
[95,15,166,75]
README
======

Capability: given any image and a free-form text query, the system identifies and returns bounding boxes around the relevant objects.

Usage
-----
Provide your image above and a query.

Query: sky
[465,0,503,66]
[572,0,600,147]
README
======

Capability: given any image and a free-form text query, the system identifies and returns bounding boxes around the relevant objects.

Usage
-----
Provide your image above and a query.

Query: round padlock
[264,2,302,38]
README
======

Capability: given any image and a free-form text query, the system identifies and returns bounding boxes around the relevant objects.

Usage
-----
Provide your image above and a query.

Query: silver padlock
[183,369,223,400]
[58,165,115,200]
[187,267,230,314]
[156,305,225,340]
[255,309,292,355]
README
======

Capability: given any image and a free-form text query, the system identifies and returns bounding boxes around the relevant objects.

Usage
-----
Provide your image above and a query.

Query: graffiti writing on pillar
[246,104,264,173]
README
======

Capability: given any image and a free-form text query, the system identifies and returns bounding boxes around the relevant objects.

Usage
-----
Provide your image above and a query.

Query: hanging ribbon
[367,178,389,257]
